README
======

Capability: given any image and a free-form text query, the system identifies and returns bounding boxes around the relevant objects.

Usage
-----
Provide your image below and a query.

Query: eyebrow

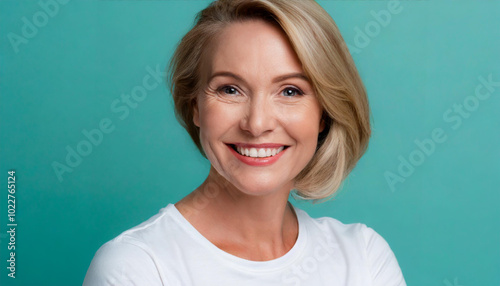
[208,71,310,84]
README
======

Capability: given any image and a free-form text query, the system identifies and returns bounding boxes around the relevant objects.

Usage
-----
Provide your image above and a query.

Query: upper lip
[227,143,288,148]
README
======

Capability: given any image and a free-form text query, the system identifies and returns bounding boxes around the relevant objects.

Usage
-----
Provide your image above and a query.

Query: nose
[239,94,277,137]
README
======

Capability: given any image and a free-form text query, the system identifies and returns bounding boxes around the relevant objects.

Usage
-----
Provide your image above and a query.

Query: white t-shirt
[83,203,406,286]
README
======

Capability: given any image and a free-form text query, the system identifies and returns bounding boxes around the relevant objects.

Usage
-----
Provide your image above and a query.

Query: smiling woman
[83,0,406,285]
[191,19,325,198]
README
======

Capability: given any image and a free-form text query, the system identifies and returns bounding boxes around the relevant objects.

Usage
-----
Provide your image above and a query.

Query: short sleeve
[83,240,164,286]
[361,225,407,286]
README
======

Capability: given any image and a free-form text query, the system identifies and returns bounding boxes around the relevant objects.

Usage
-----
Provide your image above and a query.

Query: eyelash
[217,85,239,96]
[282,86,304,97]
[216,85,304,97]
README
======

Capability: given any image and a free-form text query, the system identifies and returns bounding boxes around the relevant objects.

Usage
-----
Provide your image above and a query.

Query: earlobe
[319,118,325,133]
[193,101,200,127]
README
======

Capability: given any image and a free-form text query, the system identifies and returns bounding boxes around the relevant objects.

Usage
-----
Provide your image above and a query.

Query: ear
[319,117,325,133]
[193,100,200,127]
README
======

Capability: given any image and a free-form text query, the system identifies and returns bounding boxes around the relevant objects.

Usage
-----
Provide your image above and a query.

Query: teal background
[1,0,499,285]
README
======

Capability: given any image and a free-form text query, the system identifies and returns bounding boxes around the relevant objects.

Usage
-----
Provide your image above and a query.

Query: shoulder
[306,212,386,248]
[83,206,173,286]
[294,206,368,242]
[83,239,165,285]
[295,207,390,247]
[294,207,407,286]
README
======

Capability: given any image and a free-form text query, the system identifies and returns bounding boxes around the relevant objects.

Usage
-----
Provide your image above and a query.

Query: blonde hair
[168,0,371,201]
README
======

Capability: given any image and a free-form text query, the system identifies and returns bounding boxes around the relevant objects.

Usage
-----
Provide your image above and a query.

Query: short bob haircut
[168,0,371,201]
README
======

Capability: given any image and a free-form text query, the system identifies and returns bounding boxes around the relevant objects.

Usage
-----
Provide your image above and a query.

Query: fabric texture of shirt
[83,203,406,286]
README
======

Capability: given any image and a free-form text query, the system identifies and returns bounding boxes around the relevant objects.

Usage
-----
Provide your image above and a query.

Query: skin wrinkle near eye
[207,72,312,94]
[204,80,313,107]
[216,84,304,98]
[203,83,243,104]
[210,86,310,106]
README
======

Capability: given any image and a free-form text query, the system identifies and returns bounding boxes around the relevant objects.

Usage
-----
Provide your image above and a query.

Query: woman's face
[194,19,324,196]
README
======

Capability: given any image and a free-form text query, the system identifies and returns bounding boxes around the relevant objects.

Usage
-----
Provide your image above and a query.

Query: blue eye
[282,87,303,97]
[219,85,239,95]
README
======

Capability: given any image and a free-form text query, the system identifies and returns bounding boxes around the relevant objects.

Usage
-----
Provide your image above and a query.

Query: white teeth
[265,149,272,157]
[250,148,258,157]
[258,149,266,157]
[235,145,286,158]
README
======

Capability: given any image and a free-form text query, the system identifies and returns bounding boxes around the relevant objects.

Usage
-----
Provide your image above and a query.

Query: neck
[175,166,299,261]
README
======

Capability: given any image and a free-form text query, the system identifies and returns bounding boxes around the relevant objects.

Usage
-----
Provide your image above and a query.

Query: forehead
[206,19,304,78]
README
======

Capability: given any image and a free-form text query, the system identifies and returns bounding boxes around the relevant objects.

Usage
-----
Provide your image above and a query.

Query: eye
[282,87,304,97]
[218,85,240,96]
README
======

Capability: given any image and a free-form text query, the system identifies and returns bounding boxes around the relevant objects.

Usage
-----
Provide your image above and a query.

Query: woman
[84,0,406,285]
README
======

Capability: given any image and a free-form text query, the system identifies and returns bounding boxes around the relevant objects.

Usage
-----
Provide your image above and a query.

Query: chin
[230,176,291,197]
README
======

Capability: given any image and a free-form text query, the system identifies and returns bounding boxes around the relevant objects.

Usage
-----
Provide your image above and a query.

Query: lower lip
[226,145,287,166]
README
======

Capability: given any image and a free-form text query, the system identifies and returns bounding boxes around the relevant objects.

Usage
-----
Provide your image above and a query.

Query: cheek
[198,99,239,141]
[281,103,322,144]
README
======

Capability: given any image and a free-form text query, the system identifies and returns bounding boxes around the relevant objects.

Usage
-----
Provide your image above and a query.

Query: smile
[226,143,289,166]
[235,146,285,158]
